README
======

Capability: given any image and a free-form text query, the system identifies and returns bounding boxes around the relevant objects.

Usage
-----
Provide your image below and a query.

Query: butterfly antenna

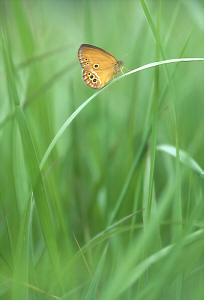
[122,53,128,59]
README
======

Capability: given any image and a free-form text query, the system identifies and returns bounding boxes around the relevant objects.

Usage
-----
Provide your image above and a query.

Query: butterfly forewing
[78,44,117,67]
[78,44,123,89]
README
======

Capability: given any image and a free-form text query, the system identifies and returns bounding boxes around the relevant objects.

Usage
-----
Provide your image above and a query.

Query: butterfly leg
[121,66,130,74]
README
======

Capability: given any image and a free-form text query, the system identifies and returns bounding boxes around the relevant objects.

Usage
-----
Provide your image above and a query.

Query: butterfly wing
[82,66,115,89]
[78,44,121,89]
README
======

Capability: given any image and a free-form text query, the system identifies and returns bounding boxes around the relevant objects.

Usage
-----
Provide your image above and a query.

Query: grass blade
[1,28,63,291]
[157,144,204,179]
[85,244,108,300]
[12,199,31,300]
[147,0,161,218]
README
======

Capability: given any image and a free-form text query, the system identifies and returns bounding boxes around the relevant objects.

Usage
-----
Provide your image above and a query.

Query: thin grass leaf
[157,144,204,179]
[147,0,161,218]
[159,23,196,109]
[140,0,177,102]
[40,88,103,169]
[15,95,64,292]
[85,244,108,300]
[67,210,144,269]
[139,4,161,294]
[13,121,31,214]
[0,192,14,270]
[129,169,143,243]
[11,0,35,56]
[141,0,183,245]
[12,198,31,300]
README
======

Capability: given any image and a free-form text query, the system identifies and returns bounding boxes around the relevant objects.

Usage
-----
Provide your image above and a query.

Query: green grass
[0,0,204,299]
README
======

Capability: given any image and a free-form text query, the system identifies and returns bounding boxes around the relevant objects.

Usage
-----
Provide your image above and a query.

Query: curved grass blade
[40,58,203,170]
[69,210,144,267]
[157,144,204,179]
[40,87,104,169]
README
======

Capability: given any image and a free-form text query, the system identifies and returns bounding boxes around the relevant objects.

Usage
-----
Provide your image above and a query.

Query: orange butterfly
[78,44,124,89]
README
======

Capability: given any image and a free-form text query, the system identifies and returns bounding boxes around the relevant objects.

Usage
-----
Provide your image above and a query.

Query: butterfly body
[78,44,123,89]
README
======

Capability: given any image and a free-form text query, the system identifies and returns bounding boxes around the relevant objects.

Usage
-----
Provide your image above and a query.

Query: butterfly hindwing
[82,67,115,89]
[82,68,102,89]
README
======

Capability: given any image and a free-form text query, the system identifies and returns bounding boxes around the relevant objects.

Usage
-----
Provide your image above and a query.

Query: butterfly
[78,44,124,89]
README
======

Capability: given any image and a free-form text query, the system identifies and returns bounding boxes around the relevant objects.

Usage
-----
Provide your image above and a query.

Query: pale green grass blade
[147,0,161,218]
[140,4,182,293]
[140,0,182,249]
[129,168,143,243]
[40,88,103,169]
[159,23,196,109]
[140,0,178,90]
[14,109,63,290]
[12,198,31,300]
[85,244,108,300]
[13,122,31,214]
[139,5,161,292]
[108,141,147,226]
[157,144,204,179]
[10,0,35,56]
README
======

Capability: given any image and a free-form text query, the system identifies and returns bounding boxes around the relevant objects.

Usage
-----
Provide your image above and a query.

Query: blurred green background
[0,0,204,299]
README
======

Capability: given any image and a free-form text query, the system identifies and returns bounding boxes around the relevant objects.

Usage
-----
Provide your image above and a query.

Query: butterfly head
[114,60,124,75]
